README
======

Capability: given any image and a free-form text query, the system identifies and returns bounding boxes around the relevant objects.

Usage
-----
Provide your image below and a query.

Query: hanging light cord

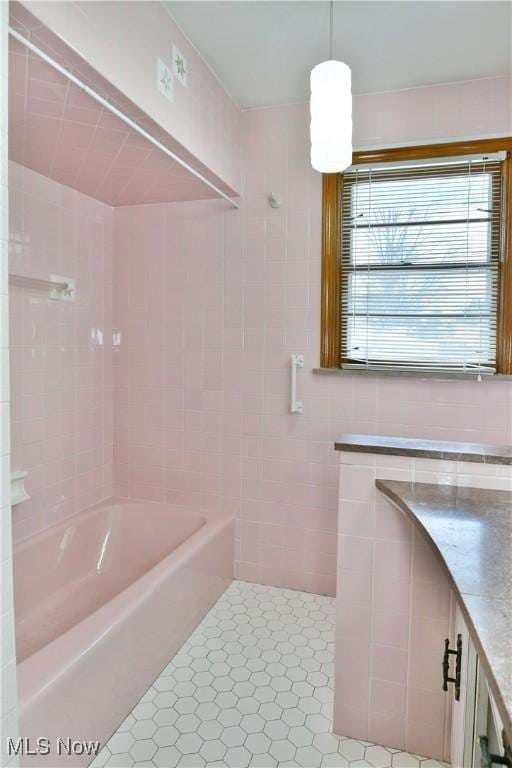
[329,0,334,59]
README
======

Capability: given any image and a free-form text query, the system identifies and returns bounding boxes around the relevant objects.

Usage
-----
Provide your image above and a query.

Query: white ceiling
[164,1,512,108]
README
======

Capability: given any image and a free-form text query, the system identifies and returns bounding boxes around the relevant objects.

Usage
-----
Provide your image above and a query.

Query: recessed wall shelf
[11,470,30,506]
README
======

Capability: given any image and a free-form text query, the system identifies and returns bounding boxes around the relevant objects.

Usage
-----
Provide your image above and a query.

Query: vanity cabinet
[334,435,511,763]
[450,606,511,768]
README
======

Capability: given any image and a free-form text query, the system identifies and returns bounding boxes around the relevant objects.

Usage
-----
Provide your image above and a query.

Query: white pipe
[8,26,240,209]
[290,354,304,414]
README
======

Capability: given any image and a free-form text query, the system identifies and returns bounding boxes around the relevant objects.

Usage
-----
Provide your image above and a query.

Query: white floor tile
[92,582,449,768]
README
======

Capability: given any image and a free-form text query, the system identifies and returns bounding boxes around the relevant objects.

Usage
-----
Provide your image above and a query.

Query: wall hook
[268,192,283,209]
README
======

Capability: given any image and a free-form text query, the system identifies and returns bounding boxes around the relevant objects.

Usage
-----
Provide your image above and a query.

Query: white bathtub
[14,499,234,766]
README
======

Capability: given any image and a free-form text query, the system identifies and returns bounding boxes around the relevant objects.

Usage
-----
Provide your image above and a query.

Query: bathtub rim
[13,495,209,554]
[15,497,234,717]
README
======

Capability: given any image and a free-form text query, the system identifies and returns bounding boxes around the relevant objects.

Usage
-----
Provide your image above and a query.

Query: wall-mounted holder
[49,275,75,301]
[268,192,283,209]
[442,633,462,700]
[290,353,304,414]
[9,274,76,302]
[11,470,30,506]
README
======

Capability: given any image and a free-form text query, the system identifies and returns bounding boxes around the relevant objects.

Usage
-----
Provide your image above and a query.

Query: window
[320,139,512,375]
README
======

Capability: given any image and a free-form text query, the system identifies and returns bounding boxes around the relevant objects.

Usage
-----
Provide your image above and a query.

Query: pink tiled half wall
[334,452,512,761]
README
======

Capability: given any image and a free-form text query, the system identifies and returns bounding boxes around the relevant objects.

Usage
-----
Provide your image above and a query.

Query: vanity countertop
[376,479,512,741]
[334,433,512,464]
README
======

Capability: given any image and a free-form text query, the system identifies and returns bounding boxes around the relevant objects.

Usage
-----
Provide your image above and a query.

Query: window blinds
[340,155,504,374]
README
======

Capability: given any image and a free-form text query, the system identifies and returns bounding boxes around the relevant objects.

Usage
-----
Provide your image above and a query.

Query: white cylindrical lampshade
[310,59,352,173]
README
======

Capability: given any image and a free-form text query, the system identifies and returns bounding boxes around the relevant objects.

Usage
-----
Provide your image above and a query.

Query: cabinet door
[451,604,477,767]
[473,669,507,768]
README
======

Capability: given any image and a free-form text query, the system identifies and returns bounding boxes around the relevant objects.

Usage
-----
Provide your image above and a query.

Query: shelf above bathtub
[11,470,30,506]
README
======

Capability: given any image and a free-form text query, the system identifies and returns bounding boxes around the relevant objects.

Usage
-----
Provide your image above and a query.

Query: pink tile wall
[19,0,241,194]
[8,33,231,207]
[112,192,340,596]
[354,76,512,147]
[334,453,454,760]
[1,2,19,761]
[112,80,512,598]
[334,453,512,760]
[234,95,512,593]
[112,199,241,512]
[9,161,113,542]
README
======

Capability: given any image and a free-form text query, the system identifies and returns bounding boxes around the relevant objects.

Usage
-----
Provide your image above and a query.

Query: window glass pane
[340,160,501,371]
[345,316,494,365]
[349,221,492,266]
[350,172,492,226]
[346,268,494,316]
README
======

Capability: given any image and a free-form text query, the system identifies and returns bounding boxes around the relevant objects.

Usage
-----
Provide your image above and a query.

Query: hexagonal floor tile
[258,702,283,721]
[94,582,448,768]
[153,746,180,768]
[282,707,306,727]
[104,752,132,767]
[296,745,323,767]
[197,719,223,741]
[199,739,227,762]
[312,733,344,755]
[289,725,315,748]
[225,746,252,768]
[269,738,296,762]
[245,732,272,755]
[129,740,157,762]
[130,720,157,740]
[153,726,179,748]
[365,744,393,767]
[107,732,135,755]
[392,753,421,768]
[195,702,220,722]
[174,697,197,715]
[240,713,265,734]
[249,752,277,767]
[175,714,200,734]
[263,719,290,741]
[221,725,247,748]
[175,733,202,755]
[338,739,366,762]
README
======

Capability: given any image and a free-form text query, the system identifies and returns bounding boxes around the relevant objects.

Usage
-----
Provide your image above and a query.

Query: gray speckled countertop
[334,434,512,464]
[376,479,512,742]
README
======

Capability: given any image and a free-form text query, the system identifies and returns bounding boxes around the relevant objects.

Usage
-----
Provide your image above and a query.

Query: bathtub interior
[14,500,207,663]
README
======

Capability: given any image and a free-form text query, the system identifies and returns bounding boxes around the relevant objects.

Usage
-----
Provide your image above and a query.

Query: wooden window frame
[320,138,512,374]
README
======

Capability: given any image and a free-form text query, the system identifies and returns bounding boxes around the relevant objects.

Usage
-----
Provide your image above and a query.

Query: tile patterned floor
[91,582,448,768]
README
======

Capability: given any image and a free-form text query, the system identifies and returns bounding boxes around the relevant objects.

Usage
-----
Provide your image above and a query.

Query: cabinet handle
[442,633,462,701]
[478,734,512,768]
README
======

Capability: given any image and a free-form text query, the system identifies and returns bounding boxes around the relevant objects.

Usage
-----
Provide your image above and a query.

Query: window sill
[312,367,512,382]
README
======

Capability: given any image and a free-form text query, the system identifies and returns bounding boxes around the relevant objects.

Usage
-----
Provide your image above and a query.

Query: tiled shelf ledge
[313,367,512,381]
[376,479,512,745]
[334,434,512,465]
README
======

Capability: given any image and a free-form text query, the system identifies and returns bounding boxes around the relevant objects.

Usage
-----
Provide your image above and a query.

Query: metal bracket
[442,633,462,700]
[479,733,512,768]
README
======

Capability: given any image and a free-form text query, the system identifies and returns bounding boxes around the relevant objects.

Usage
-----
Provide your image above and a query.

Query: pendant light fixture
[310,0,352,173]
